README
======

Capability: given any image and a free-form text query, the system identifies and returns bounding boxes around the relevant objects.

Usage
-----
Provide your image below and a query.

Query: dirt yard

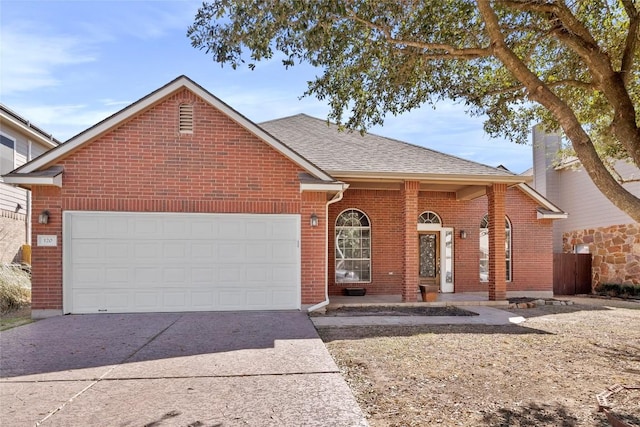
[317,298,640,427]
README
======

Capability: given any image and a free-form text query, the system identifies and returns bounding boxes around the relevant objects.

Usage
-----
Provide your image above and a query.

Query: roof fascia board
[16,77,334,182]
[1,113,58,149]
[300,182,347,192]
[3,173,62,188]
[537,211,568,219]
[330,171,527,184]
[517,183,566,214]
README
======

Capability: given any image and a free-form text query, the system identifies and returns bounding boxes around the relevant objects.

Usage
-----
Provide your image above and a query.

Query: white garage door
[63,212,300,314]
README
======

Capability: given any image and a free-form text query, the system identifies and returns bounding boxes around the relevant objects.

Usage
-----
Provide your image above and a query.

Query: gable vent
[179,104,194,133]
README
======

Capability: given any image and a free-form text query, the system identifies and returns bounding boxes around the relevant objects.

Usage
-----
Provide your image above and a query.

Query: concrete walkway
[311,306,526,327]
[0,312,367,427]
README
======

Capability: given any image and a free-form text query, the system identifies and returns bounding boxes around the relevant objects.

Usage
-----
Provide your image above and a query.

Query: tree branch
[620,0,639,85]
[476,0,640,222]
[344,11,491,59]
[485,79,594,97]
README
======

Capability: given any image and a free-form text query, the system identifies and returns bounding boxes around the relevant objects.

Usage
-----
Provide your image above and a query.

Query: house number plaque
[37,235,57,247]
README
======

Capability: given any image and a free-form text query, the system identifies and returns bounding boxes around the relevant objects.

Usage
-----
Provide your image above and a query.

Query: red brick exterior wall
[30,89,328,311]
[300,191,328,304]
[327,186,554,297]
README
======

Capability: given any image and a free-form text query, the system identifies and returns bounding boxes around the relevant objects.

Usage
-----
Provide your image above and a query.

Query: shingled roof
[260,114,518,179]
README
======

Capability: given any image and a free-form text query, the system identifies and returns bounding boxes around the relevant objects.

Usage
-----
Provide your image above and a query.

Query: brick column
[487,183,507,301]
[300,191,327,305]
[30,185,63,314]
[402,181,420,302]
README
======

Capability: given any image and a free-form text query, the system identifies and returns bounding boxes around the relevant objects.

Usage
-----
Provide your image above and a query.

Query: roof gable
[12,76,333,182]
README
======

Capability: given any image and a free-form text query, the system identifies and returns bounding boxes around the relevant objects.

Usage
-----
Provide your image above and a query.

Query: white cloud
[0,24,96,95]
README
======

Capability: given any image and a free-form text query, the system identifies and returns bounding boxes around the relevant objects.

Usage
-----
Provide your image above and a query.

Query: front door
[419,232,440,289]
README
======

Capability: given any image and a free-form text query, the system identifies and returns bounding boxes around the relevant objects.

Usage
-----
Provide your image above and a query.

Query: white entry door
[63,212,300,313]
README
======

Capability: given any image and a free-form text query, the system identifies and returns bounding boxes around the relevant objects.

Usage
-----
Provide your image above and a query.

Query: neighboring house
[0,105,59,264]
[531,126,640,288]
[4,76,565,318]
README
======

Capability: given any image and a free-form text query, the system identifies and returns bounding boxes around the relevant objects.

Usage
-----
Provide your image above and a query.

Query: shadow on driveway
[0,311,328,379]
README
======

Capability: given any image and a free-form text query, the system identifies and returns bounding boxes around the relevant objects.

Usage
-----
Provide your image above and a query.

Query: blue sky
[0,0,533,173]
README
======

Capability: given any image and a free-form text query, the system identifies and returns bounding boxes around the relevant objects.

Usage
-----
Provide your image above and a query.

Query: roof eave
[3,173,62,189]
[328,171,527,185]
[1,112,59,149]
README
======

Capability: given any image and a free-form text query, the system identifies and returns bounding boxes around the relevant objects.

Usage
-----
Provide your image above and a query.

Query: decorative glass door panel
[419,233,439,287]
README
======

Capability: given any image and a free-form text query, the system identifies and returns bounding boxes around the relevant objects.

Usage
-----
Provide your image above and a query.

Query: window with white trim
[0,133,15,176]
[418,211,441,224]
[479,214,511,282]
[335,209,371,283]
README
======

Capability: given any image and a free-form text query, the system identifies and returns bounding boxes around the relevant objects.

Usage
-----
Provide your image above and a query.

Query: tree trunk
[477,0,640,223]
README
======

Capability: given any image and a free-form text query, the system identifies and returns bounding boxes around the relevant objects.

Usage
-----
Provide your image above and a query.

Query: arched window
[479,214,512,282]
[335,209,371,283]
[418,211,441,224]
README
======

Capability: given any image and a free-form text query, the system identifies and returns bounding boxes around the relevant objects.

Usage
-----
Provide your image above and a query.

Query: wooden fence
[553,253,592,295]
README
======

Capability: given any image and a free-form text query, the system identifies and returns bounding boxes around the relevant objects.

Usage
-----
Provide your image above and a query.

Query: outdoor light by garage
[459,230,467,239]
[310,213,319,227]
[38,210,50,224]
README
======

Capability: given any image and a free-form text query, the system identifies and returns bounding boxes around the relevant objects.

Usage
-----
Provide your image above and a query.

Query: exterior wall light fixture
[39,210,50,224]
[460,230,467,239]
[310,213,319,227]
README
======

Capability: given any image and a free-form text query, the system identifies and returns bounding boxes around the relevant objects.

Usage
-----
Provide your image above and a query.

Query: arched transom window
[479,214,512,282]
[335,209,371,283]
[418,211,441,224]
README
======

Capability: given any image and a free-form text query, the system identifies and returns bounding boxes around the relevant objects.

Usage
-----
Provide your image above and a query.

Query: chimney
[532,125,562,204]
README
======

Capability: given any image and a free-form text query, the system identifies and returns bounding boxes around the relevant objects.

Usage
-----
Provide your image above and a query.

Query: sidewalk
[311,306,526,327]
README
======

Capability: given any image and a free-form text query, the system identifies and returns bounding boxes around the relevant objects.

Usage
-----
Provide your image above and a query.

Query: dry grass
[318,300,640,427]
[0,264,31,313]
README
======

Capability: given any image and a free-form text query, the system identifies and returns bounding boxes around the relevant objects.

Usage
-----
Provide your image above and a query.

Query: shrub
[595,283,640,299]
[0,264,31,313]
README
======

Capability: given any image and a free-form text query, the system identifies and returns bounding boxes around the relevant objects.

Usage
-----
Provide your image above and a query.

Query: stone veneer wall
[563,223,640,288]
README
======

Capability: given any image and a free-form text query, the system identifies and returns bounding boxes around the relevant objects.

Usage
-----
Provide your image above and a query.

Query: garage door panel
[134,242,160,258]
[134,267,161,285]
[65,212,300,313]
[218,220,244,239]
[132,218,160,236]
[104,242,130,259]
[218,243,246,261]
[272,242,298,261]
[191,242,216,259]
[104,292,130,310]
[163,241,188,259]
[273,265,299,283]
[71,216,102,238]
[190,221,217,239]
[72,241,102,262]
[105,267,130,285]
[134,292,161,309]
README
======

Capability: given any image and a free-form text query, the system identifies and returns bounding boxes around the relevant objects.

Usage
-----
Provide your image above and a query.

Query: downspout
[307,183,349,312]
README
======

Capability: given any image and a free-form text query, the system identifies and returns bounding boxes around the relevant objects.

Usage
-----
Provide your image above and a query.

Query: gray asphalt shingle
[260,114,515,177]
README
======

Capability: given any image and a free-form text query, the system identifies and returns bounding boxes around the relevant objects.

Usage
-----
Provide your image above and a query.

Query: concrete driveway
[0,312,367,426]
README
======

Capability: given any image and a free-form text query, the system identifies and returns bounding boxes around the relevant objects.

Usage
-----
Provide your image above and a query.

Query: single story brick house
[4,76,566,318]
